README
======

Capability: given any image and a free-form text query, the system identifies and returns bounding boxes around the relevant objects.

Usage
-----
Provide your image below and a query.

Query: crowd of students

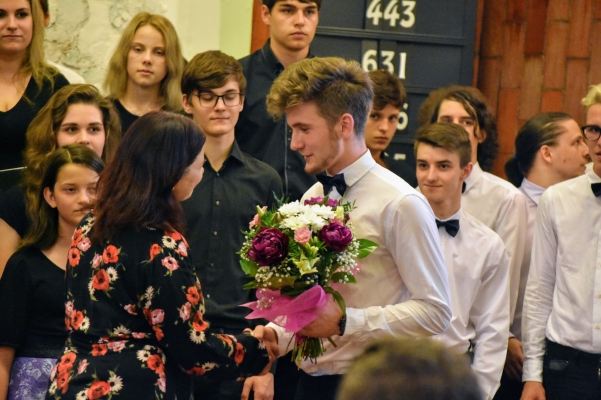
[0,0,599,400]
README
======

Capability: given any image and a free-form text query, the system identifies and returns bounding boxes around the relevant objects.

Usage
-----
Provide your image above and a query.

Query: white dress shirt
[511,179,544,340]
[269,151,452,375]
[462,163,528,325]
[434,208,510,399]
[522,170,601,382]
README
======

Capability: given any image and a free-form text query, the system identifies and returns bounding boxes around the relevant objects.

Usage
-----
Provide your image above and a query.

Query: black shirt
[382,152,418,188]
[182,141,283,333]
[112,99,140,136]
[237,40,317,201]
[0,185,29,237]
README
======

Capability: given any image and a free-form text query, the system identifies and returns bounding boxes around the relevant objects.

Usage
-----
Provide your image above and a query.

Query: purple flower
[247,228,290,266]
[304,197,339,207]
[320,221,352,252]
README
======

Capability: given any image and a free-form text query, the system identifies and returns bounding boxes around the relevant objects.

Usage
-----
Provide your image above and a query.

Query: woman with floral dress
[46,112,270,400]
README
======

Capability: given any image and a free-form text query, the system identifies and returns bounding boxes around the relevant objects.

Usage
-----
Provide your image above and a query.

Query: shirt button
[288,137,291,142]
[287,165,291,170]
[215,200,220,206]
[213,231,218,236]
[210,263,214,268]
[206,294,211,299]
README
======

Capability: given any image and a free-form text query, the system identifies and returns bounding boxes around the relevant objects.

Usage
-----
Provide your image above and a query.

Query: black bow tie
[436,219,460,237]
[592,183,601,197]
[317,174,347,196]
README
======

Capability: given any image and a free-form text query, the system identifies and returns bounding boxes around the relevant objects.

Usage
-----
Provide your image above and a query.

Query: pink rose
[123,304,137,315]
[249,206,267,228]
[157,373,166,393]
[92,254,102,269]
[77,359,89,374]
[77,237,91,252]
[294,227,312,246]
[149,309,165,325]
[65,301,74,317]
[108,340,126,352]
[132,332,146,339]
[176,241,188,257]
[180,302,192,321]
[161,256,179,271]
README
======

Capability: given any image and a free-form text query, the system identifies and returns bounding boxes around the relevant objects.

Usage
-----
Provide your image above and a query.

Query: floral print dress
[46,213,268,400]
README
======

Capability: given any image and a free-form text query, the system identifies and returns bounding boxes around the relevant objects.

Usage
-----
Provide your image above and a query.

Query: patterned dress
[46,213,268,400]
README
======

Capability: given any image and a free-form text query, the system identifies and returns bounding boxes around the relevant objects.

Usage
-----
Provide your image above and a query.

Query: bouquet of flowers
[239,196,377,362]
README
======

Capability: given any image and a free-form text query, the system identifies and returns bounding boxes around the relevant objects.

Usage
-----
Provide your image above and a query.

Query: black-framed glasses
[582,124,601,141]
[194,92,242,108]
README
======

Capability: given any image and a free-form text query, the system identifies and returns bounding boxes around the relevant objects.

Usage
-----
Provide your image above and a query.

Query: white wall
[45,0,253,88]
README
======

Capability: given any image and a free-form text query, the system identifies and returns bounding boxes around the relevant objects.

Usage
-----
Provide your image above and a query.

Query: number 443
[366,0,416,28]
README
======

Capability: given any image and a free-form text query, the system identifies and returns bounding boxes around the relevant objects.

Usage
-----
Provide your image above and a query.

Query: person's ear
[182,94,193,114]
[261,5,271,26]
[475,127,487,144]
[540,145,553,164]
[43,187,57,209]
[339,113,355,140]
[461,162,473,181]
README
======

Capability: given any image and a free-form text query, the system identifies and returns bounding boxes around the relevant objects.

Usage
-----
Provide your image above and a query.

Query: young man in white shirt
[415,122,510,399]
[521,87,601,400]
[422,86,528,381]
[258,57,452,400]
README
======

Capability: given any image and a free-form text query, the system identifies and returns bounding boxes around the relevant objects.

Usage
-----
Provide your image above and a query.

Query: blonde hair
[582,84,601,112]
[103,12,184,112]
[23,84,121,223]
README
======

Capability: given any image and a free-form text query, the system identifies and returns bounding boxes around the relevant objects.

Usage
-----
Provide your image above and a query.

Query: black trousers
[294,370,342,400]
[542,340,601,400]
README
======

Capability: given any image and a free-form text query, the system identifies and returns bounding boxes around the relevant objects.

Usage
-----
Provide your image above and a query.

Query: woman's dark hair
[91,112,205,243]
[20,145,104,250]
[505,112,573,187]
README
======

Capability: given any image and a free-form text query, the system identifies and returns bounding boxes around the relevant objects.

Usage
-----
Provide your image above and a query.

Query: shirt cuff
[344,307,366,337]
[522,358,543,383]
[266,322,293,357]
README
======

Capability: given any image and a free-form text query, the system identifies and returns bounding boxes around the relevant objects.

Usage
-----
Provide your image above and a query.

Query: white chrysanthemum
[202,362,217,371]
[108,375,123,392]
[190,330,205,344]
[88,280,94,296]
[162,236,177,249]
[106,267,118,282]
[80,317,90,332]
[75,390,87,400]
[136,349,151,361]
[48,381,57,395]
[298,211,327,231]
[113,325,131,336]
[279,215,306,230]
[307,204,335,219]
[277,201,305,216]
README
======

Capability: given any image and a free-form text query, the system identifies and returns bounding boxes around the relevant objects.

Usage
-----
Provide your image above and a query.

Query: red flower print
[77,237,91,252]
[234,342,244,364]
[65,316,71,331]
[149,309,165,325]
[176,241,188,257]
[153,326,164,341]
[92,270,110,291]
[149,243,162,261]
[187,366,206,376]
[108,340,126,352]
[92,254,102,269]
[161,256,179,271]
[123,304,137,315]
[132,332,146,339]
[146,354,165,374]
[91,344,108,356]
[87,381,111,399]
[192,311,209,332]
[186,286,200,305]
[68,248,80,267]
[71,311,84,330]
[56,370,70,394]
[58,352,77,372]
[102,245,119,264]
[166,230,182,241]
[179,302,192,321]
[65,301,74,317]
[217,334,233,346]
[71,229,83,247]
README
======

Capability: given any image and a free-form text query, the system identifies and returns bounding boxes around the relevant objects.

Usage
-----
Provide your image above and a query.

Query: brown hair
[369,69,406,111]
[414,122,472,167]
[181,50,246,97]
[23,84,121,225]
[91,112,205,244]
[103,12,184,112]
[266,57,373,136]
[263,0,322,11]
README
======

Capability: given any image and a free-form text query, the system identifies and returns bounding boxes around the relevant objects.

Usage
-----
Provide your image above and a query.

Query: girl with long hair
[0,0,69,189]
[47,112,271,399]
[0,145,103,400]
[104,12,184,134]
[0,84,121,276]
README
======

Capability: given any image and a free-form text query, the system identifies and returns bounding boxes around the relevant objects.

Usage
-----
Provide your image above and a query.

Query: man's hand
[520,381,545,400]
[504,337,524,381]
[253,326,279,361]
[298,294,343,338]
[241,372,274,400]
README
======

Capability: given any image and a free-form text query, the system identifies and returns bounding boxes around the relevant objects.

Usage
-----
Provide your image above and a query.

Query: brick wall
[476,0,601,177]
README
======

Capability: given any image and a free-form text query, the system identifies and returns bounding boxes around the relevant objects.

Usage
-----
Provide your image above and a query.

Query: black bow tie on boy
[436,219,460,237]
[317,174,347,196]
[592,183,601,197]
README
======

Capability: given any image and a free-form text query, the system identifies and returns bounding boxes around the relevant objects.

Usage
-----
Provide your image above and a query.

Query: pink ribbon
[241,285,328,332]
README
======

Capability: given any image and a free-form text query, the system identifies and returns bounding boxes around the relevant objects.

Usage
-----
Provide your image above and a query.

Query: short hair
[263,0,322,11]
[266,57,373,136]
[23,84,121,226]
[181,50,247,98]
[337,337,481,400]
[504,112,573,187]
[91,112,205,244]
[20,145,104,250]
[420,86,499,172]
[103,12,184,112]
[414,122,472,168]
[582,84,601,112]
[369,69,406,111]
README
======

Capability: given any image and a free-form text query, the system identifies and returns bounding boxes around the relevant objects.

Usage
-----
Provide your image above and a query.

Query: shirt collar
[520,178,545,205]
[261,39,315,75]
[438,208,462,222]
[463,162,482,194]
[337,150,376,189]
[204,140,245,172]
